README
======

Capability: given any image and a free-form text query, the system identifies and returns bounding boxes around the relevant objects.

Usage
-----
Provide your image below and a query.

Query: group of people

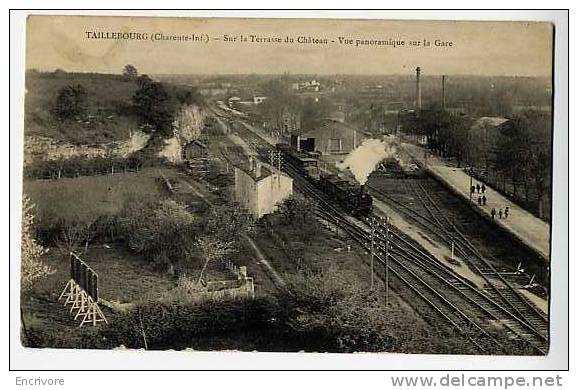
[471,183,487,206]
[470,182,512,220]
[491,206,510,220]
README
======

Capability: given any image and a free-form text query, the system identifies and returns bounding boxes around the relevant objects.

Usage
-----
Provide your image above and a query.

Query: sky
[26,15,553,77]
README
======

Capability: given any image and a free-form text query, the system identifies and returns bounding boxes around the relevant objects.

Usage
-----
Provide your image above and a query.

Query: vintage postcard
[19,15,555,358]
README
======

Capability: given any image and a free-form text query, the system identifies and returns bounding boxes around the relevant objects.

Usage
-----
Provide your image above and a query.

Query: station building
[295,118,363,162]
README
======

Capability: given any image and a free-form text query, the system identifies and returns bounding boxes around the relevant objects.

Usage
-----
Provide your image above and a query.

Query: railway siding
[401,142,550,262]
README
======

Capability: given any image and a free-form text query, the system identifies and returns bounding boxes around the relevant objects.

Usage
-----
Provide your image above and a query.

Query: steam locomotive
[275,143,373,216]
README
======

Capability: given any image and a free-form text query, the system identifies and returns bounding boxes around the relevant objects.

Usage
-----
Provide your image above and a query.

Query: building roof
[185,139,207,149]
[471,117,510,131]
[236,159,290,182]
[301,118,357,138]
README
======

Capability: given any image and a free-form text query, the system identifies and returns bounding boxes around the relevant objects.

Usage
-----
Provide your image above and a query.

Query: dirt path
[242,234,285,287]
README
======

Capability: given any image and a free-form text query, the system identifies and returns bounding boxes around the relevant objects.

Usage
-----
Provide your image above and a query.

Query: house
[292,79,321,92]
[253,96,268,105]
[234,157,293,218]
[182,139,208,160]
[228,96,242,107]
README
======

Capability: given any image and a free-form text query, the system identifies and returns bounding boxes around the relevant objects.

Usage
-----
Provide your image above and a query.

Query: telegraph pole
[269,150,282,187]
[441,75,447,109]
[369,216,376,290]
[469,171,473,202]
[384,216,390,307]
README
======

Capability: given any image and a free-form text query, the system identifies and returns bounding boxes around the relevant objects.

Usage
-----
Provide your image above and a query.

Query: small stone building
[234,158,293,218]
[182,139,208,160]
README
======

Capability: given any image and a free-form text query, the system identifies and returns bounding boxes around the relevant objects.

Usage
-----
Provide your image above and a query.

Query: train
[275,143,373,216]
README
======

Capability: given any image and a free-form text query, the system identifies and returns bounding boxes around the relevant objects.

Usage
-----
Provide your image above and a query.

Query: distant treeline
[27,69,129,81]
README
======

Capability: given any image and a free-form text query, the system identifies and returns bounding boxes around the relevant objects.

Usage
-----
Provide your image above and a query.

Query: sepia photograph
[16,13,559,362]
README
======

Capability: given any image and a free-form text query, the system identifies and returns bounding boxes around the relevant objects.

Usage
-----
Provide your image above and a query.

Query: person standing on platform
[478,196,482,206]
[476,183,481,193]
[505,206,510,219]
[498,208,503,219]
[471,185,476,195]
[482,195,487,206]
[481,184,486,194]
[491,208,496,219]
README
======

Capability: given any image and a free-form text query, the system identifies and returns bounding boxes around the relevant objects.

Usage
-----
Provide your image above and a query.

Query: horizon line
[25,68,551,79]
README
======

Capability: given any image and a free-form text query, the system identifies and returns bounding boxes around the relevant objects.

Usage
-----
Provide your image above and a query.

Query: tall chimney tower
[441,75,446,109]
[415,67,422,111]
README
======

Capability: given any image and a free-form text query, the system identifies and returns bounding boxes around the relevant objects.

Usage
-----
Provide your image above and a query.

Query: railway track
[212,107,548,355]
[367,179,549,348]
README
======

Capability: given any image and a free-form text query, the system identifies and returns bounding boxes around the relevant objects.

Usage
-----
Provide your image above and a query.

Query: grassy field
[23,167,186,225]
[21,243,178,348]
[25,71,141,144]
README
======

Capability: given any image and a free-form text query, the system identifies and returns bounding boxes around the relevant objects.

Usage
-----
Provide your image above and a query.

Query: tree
[277,194,317,226]
[122,64,138,80]
[194,204,254,283]
[54,84,87,120]
[414,104,473,166]
[132,80,176,137]
[204,203,255,241]
[507,110,552,218]
[172,105,203,144]
[21,196,51,291]
[57,220,85,254]
[195,236,235,284]
[21,196,53,344]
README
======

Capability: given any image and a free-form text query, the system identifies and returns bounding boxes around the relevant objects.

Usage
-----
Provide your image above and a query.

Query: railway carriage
[276,143,373,216]
[319,174,373,216]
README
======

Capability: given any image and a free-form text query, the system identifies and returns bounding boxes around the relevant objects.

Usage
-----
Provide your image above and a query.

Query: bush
[101,297,275,350]
[54,84,87,120]
[118,198,198,270]
[275,194,320,243]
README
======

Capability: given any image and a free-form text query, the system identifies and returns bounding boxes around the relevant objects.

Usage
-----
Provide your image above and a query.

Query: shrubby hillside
[25,71,141,144]
[24,70,205,146]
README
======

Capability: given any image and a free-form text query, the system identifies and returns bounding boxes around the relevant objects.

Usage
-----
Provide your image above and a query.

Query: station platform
[401,142,551,262]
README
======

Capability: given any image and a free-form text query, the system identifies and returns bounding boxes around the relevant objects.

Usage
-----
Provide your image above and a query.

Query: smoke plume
[337,137,399,185]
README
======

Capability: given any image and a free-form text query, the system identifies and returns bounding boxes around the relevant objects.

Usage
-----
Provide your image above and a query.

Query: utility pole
[441,75,447,109]
[384,216,390,307]
[269,150,282,172]
[469,171,473,202]
[269,150,282,187]
[369,216,376,290]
